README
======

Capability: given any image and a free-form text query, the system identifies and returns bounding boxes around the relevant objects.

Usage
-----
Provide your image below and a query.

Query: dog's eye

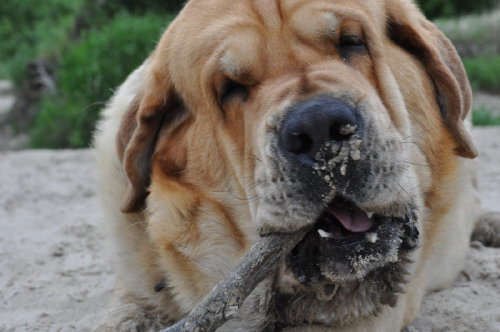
[219,79,248,104]
[338,35,367,60]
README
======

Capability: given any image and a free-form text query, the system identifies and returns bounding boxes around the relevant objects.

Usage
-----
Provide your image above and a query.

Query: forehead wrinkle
[285,0,382,41]
[218,29,265,82]
[290,7,340,41]
[320,12,339,37]
[253,0,283,30]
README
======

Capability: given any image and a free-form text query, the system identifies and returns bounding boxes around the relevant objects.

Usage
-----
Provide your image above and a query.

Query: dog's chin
[286,196,419,285]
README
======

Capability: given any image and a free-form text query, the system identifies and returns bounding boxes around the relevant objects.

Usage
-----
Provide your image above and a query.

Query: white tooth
[365,232,378,243]
[318,229,334,238]
[361,208,374,218]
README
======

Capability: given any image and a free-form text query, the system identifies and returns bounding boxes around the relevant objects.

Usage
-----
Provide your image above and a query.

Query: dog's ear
[386,0,477,158]
[117,61,184,213]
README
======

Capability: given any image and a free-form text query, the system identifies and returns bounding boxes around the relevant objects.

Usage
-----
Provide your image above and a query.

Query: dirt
[0,127,499,331]
[474,91,500,116]
[0,150,114,331]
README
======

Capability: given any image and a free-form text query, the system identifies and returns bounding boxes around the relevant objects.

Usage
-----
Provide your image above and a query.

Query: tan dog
[94,0,482,330]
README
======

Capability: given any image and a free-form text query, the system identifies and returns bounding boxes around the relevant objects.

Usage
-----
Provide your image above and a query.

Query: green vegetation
[100,0,185,13]
[416,0,497,19]
[30,13,172,148]
[464,56,500,93]
[436,8,500,126]
[0,0,176,148]
[0,0,83,85]
[473,107,500,126]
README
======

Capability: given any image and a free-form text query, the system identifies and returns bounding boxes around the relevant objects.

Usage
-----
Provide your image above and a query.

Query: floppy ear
[386,0,477,158]
[117,62,184,213]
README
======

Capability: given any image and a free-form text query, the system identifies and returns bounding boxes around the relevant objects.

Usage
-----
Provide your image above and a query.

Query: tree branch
[159,228,310,332]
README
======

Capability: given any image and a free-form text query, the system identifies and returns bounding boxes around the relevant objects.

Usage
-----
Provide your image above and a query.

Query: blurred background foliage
[0,0,499,148]
[415,0,497,18]
[30,12,174,147]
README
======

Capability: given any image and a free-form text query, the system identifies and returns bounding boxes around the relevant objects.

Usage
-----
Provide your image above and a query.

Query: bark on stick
[160,228,309,332]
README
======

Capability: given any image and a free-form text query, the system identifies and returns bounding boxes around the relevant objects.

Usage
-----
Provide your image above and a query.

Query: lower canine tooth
[365,232,378,243]
[318,229,334,238]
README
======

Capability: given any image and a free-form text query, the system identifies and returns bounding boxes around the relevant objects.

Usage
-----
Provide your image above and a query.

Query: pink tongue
[329,205,373,233]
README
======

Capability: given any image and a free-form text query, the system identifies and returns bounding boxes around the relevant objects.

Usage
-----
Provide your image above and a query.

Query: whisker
[402,160,439,167]
[400,123,444,140]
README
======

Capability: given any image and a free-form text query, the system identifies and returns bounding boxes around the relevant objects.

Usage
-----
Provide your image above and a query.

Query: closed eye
[219,79,248,104]
[338,35,367,61]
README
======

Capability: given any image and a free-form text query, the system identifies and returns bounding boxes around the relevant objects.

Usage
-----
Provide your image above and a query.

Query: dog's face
[117,0,476,326]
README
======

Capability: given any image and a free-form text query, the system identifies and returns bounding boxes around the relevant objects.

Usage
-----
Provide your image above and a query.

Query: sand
[0,128,499,332]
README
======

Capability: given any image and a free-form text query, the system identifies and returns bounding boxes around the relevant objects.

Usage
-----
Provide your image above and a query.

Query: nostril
[286,132,313,153]
[329,123,344,141]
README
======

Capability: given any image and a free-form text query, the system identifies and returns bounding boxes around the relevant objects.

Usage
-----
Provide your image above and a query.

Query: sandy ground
[474,91,500,116]
[0,128,499,332]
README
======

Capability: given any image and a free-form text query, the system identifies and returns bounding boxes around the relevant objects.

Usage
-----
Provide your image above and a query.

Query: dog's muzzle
[275,95,419,284]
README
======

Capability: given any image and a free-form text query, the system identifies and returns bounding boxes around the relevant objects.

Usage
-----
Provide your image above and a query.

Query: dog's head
[116,0,476,326]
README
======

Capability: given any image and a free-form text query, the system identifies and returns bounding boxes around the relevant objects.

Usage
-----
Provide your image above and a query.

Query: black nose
[279,95,359,159]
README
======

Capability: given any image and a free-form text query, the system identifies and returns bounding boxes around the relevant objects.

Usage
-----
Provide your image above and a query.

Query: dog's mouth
[315,197,377,243]
[287,197,419,285]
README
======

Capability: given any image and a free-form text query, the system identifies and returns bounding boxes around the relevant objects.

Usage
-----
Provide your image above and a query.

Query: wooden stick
[160,228,310,332]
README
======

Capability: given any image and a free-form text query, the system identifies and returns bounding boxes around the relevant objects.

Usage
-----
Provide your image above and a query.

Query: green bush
[416,0,497,19]
[473,107,500,126]
[103,0,185,14]
[30,12,174,148]
[463,55,500,93]
[0,0,182,82]
[0,0,84,83]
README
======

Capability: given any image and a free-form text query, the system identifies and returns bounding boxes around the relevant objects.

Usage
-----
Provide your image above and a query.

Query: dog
[93,0,486,330]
